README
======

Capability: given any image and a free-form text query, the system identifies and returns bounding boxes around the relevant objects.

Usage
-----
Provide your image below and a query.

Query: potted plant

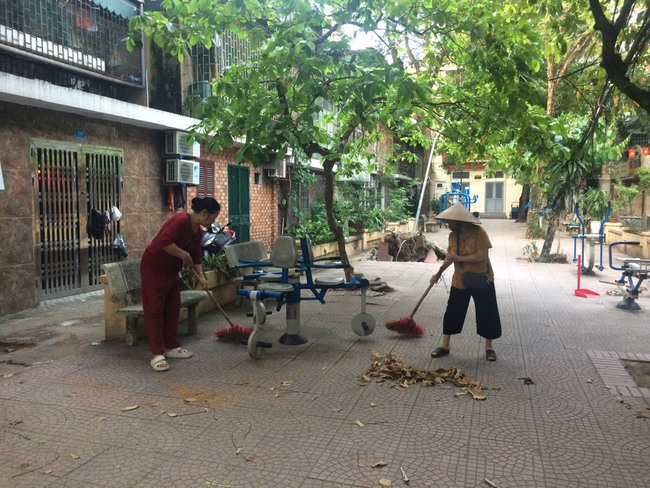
[577,187,609,231]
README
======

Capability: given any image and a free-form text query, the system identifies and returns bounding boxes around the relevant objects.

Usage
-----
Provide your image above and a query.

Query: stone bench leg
[125,316,139,346]
[187,304,199,336]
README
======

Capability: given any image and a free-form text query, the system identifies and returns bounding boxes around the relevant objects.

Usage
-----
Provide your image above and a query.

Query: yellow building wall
[430,156,522,218]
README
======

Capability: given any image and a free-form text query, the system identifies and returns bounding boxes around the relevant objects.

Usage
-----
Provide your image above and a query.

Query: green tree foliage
[128,0,436,277]
[128,0,650,263]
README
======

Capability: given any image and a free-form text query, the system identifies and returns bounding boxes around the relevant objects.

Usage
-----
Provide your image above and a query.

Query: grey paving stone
[2,220,650,486]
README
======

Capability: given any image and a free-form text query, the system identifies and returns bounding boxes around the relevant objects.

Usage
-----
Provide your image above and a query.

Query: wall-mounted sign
[75,128,87,140]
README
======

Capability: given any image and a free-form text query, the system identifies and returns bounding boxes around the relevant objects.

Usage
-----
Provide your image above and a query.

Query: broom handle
[191,269,236,327]
[410,281,434,319]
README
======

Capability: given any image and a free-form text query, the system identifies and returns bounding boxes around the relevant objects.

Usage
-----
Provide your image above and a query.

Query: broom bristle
[384,316,425,337]
[215,324,253,342]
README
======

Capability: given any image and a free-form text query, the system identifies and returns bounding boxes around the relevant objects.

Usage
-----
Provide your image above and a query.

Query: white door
[485,182,503,214]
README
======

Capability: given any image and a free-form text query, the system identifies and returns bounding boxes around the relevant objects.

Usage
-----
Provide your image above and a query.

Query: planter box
[619,230,650,259]
[311,236,363,259]
[604,223,650,259]
[363,230,383,249]
[197,270,237,314]
[385,219,416,233]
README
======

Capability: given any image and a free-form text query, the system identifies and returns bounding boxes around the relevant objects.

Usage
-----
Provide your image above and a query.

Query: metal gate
[32,140,123,301]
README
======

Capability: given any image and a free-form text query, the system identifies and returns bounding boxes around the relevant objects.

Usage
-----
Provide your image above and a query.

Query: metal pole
[413,133,441,232]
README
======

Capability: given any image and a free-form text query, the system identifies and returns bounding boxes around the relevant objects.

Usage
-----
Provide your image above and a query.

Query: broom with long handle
[385,281,435,336]
[191,269,252,342]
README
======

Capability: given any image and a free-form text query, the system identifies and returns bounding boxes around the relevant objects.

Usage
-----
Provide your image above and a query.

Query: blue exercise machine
[571,204,611,274]
[231,235,375,358]
[608,241,650,311]
[438,183,478,214]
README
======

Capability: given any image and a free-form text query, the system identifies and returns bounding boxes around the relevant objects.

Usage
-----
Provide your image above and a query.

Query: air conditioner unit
[164,159,200,185]
[164,131,200,159]
[264,157,287,179]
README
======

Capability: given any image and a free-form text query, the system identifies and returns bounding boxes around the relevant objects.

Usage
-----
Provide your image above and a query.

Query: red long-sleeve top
[142,212,203,276]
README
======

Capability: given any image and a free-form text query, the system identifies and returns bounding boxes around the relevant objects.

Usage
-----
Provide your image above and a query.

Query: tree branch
[589,0,650,112]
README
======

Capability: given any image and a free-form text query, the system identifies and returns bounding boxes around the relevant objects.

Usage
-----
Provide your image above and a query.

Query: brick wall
[186,147,278,250]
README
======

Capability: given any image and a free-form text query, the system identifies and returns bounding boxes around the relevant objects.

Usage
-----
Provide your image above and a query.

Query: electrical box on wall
[164,159,200,185]
[164,131,200,159]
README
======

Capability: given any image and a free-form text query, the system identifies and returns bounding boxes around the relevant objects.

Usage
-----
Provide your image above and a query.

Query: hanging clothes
[168,186,175,211]
[113,233,128,258]
[87,208,105,239]
[174,186,186,209]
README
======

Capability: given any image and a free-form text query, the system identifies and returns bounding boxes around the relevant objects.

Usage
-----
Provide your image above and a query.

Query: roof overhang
[0,72,200,132]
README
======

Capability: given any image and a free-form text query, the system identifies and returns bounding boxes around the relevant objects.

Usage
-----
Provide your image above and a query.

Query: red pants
[141,253,182,356]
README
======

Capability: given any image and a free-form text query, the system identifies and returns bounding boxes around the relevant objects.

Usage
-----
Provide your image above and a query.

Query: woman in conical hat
[429,204,501,361]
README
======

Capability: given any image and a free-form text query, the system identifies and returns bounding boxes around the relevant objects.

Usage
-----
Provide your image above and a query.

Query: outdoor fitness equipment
[437,185,479,224]
[572,203,611,275]
[233,235,376,358]
[574,255,599,298]
[608,240,650,311]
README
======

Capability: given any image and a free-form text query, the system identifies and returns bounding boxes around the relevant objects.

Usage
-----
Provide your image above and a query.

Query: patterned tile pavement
[1,219,650,487]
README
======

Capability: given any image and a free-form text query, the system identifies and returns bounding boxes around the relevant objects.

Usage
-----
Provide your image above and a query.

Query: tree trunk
[517,185,530,223]
[323,160,353,281]
[541,212,559,256]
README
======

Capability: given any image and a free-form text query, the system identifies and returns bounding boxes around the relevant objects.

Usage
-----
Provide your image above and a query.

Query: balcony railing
[0,0,143,88]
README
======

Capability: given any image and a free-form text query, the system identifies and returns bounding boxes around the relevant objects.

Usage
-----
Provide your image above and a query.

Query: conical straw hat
[435,203,481,224]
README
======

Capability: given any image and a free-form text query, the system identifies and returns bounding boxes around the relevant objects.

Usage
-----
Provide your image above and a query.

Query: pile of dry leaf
[359,352,490,400]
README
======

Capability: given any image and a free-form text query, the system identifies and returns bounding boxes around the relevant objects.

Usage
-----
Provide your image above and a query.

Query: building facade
[0,0,277,315]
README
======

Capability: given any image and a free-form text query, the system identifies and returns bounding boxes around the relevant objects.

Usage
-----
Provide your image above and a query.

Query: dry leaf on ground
[360,353,490,400]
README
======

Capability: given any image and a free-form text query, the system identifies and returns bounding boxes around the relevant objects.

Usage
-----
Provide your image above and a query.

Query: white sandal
[165,347,193,359]
[150,355,170,372]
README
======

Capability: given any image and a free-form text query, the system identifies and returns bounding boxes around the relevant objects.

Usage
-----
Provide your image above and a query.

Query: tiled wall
[0,101,276,315]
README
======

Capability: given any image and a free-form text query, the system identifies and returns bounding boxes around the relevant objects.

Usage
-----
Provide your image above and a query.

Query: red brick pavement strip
[587,349,650,398]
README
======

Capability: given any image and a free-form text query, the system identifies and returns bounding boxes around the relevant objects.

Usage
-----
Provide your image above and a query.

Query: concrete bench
[100,259,208,346]
[561,221,581,233]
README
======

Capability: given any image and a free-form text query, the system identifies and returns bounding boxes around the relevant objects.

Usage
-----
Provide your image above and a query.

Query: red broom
[191,270,252,343]
[385,282,434,337]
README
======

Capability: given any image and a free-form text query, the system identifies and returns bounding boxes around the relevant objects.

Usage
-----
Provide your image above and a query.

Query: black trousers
[442,282,502,340]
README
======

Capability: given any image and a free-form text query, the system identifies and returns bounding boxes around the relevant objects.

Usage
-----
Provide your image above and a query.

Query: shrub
[613,181,639,217]
[577,187,609,221]
[384,186,412,222]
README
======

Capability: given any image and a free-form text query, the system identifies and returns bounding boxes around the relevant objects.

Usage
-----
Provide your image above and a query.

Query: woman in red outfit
[141,197,221,371]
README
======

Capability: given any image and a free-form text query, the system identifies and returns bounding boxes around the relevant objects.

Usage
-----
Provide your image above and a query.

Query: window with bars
[188,30,255,99]
[0,0,143,86]
[630,132,650,147]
